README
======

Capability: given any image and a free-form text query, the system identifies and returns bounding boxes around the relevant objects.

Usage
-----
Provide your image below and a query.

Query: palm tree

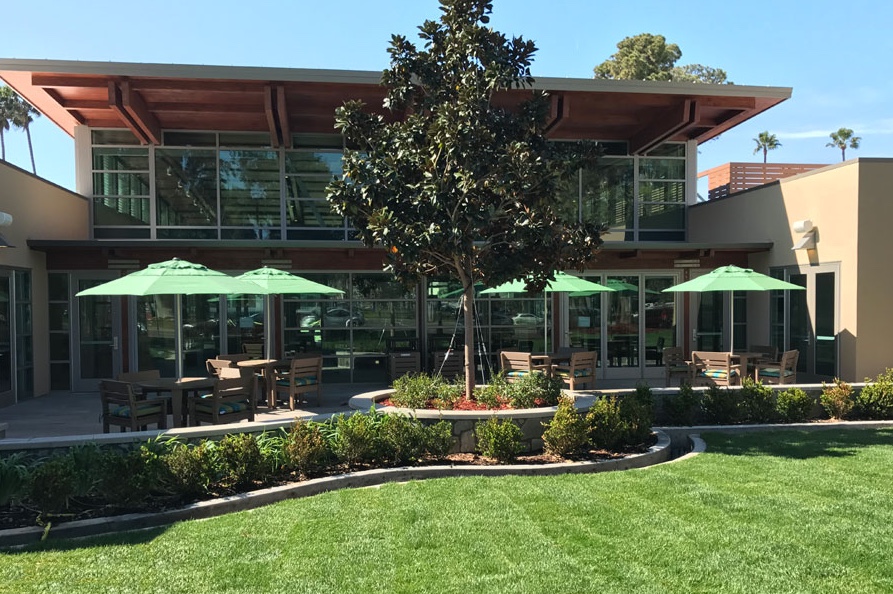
[0,86,16,161]
[752,131,781,163]
[9,93,40,174]
[826,128,861,162]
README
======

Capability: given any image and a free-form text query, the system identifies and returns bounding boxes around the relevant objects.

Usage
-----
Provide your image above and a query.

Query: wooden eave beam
[628,99,698,155]
[276,85,291,148]
[263,85,281,148]
[108,81,149,144]
[121,81,162,144]
[543,94,567,137]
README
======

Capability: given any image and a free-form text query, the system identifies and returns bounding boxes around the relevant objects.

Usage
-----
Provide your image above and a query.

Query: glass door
[785,267,837,381]
[0,272,11,404]
[694,292,725,351]
[72,275,122,391]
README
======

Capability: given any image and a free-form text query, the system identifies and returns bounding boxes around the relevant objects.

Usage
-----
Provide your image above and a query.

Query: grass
[3,428,893,593]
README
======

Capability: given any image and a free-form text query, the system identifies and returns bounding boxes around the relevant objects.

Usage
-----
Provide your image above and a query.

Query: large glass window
[581,158,634,237]
[92,147,151,232]
[14,271,32,399]
[285,151,345,240]
[219,149,281,239]
[155,148,218,236]
[48,273,71,391]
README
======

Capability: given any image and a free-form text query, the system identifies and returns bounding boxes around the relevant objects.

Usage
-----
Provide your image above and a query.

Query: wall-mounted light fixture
[791,219,816,250]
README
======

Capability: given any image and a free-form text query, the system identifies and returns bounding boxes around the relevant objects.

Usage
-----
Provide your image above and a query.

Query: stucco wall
[689,159,893,381]
[0,161,89,401]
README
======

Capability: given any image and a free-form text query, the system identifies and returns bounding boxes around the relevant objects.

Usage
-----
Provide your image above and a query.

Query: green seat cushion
[110,403,163,418]
[275,376,318,387]
[698,368,739,379]
[195,401,250,415]
[554,368,592,378]
[759,368,795,378]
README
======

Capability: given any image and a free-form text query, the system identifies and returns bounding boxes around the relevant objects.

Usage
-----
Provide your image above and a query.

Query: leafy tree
[753,131,781,163]
[826,127,861,161]
[594,33,730,84]
[0,86,40,173]
[327,0,606,396]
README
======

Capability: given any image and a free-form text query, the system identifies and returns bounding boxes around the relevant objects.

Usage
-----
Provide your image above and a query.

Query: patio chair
[242,343,264,359]
[690,351,742,387]
[432,350,465,381]
[273,355,323,409]
[100,379,167,433]
[663,346,692,387]
[189,374,255,425]
[755,349,799,385]
[206,358,235,377]
[498,351,548,383]
[552,351,597,390]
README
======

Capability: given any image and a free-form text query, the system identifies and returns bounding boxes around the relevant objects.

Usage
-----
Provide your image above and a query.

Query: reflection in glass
[226,295,264,357]
[78,280,113,380]
[568,286,602,358]
[696,293,724,352]
[582,158,634,230]
[155,148,218,227]
[136,295,176,376]
[788,274,808,373]
[183,295,221,377]
[643,277,676,367]
[607,276,639,366]
[219,150,280,233]
[0,275,9,393]
[815,272,836,377]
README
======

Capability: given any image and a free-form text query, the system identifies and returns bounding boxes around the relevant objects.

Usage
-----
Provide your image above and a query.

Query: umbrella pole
[265,294,273,360]
[729,290,735,353]
[544,293,548,353]
[175,297,184,378]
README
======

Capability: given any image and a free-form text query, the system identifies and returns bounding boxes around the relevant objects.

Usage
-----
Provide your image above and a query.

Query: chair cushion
[698,368,739,379]
[505,370,531,378]
[195,401,250,415]
[555,368,592,378]
[110,403,163,418]
[759,368,795,378]
[275,376,318,387]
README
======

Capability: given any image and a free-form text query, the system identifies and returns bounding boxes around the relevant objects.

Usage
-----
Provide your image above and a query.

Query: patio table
[135,376,216,428]
[237,359,289,408]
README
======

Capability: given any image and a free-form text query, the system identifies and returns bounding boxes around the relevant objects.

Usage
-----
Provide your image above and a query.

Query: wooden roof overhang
[0,59,790,154]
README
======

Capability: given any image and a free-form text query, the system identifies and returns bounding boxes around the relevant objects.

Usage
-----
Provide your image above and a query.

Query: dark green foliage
[391,373,461,408]
[94,449,157,506]
[542,397,588,456]
[164,441,219,498]
[423,420,454,459]
[216,433,266,490]
[619,384,655,445]
[256,430,288,474]
[586,396,626,451]
[702,385,744,424]
[594,33,730,83]
[326,0,605,395]
[508,372,563,408]
[855,369,893,419]
[329,412,384,468]
[776,387,815,423]
[66,443,105,498]
[283,421,332,478]
[663,383,701,426]
[476,373,512,409]
[0,453,30,506]
[739,378,777,423]
[821,378,854,420]
[27,458,76,515]
[475,418,523,463]
[379,414,429,466]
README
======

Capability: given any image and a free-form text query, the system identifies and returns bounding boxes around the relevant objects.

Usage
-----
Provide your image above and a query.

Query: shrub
[663,383,700,426]
[66,443,105,498]
[475,418,523,463]
[476,373,511,409]
[702,385,743,424]
[739,378,777,423]
[256,430,288,474]
[391,373,441,408]
[27,457,77,515]
[0,453,30,507]
[216,433,265,490]
[284,421,332,477]
[542,397,588,457]
[855,369,893,419]
[821,378,854,420]
[164,441,219,498]
[329,411,384,467]
[423,420,454,459]
[620,384,655,445]
[776,387,815,423]
[508,372,563,408]
[379,413,428,466]
[94,449,156,506]
[586,396,625,451]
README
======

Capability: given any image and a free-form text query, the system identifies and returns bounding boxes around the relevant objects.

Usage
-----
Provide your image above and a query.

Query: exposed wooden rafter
[276,85,291,148]
[263,85,280,148]
[628,99,699,155]
[121,81,162,144]
[107,81,149,144]
[543,94,567,137]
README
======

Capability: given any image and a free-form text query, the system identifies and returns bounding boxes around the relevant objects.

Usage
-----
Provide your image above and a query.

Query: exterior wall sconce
[792,219,816,250]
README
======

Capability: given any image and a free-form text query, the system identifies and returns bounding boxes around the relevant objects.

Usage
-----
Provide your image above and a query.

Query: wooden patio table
[134,376,216,428]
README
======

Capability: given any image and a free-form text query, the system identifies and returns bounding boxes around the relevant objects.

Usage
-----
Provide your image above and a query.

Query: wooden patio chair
[100,379,167,433]
[755,349,799,385]
[552,351,597,390]
[206,358,235,377]
[189,374,255,426]
[663,346,692,387]
[498,350,548,383]
[242,343,264,359]
[273,355,323,409]
[748,344,779,365]
[690,351,742,387]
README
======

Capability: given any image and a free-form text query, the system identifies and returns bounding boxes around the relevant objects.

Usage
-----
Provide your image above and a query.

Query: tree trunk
[462,283,476,398]
[763,147,767,163]
[0,129,5,160]
[25,126,35,174]
[841,147,846,162]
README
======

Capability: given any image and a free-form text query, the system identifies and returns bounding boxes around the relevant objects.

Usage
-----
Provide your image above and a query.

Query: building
[0,58,803,405]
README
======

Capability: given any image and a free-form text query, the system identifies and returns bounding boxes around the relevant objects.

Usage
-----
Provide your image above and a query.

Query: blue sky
[1,0,891,191]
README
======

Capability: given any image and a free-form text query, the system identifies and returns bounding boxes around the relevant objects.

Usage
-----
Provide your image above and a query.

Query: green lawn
[3,429,893,593]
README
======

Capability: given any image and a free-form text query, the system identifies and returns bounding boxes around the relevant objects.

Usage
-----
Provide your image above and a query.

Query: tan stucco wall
[0,161,89,401]
[689,159,893,381]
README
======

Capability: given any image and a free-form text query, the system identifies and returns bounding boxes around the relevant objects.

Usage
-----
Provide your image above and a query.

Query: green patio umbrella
[662,265,804,352]
[482,272,615,351]
[76,258,260,377]
[234,267,344,359]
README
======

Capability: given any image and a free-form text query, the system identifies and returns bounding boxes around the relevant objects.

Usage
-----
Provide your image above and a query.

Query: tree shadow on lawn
[701,427,893,460]
[2,525,169,554]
